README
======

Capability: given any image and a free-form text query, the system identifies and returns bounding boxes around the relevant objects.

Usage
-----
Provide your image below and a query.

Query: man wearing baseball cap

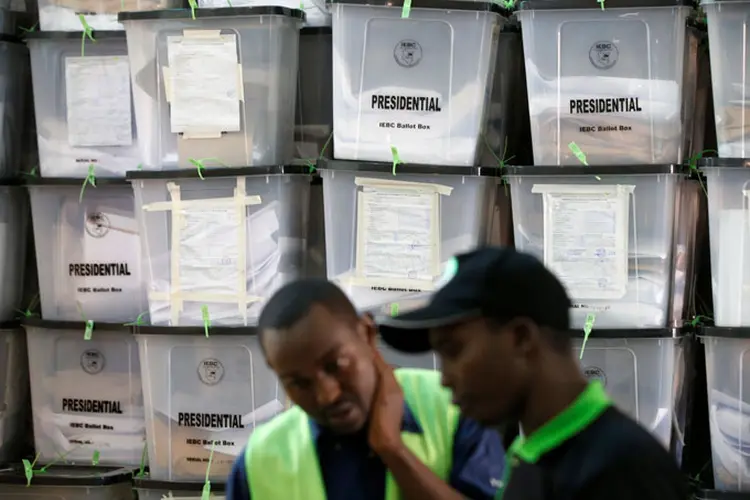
[377,246,688,500]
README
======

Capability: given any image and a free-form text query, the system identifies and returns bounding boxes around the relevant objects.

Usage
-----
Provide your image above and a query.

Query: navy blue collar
[309,402,423,441]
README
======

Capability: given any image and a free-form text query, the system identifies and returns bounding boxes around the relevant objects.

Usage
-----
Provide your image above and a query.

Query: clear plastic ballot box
[702,159,750,326]
[0,325,31,463]
[26,32,143,178]
[128,166,312,326]
[22,319,145,467]
[506,165,697,329]
[0,38,29,180]
[0,184,29,322]
[134,476,226,500]
[330,0,507,166]
[134,325,286,481]
[700,327,750,492]
[317,159,505,313]
[27,178,146,323]
[119,7,304,170]
[296,27,333,159]
[38,0,182,31]
[0,465,135,500]
[517,0,700,165]
[573,328,683,449]
[702,0,750,158]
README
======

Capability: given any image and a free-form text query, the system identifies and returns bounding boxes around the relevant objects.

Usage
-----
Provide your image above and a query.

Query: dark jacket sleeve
[226,446,252,500]
[449,417,507,500]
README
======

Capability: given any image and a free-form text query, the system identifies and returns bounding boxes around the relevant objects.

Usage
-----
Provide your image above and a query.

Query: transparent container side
[296,30,333,159]
[28,184,146,323]
[320,169,498,312]
[705,2,750,158]
[122,14,301,170]
[0,187,29,322]
[137,334,286,481]
[38,0,183,31]
[705,168,750,326]
[518,6,693,165]
[331,4,504,166]
[573,337,677,448]
[24,325,145,467]
[0,482,134,500]
[703,336,750,492]
[136,488,226,500]
[132,174,310,326]
[0,41,29,179]
[508,173,678,328]
[28,37,142,179]
[0,328,30,463]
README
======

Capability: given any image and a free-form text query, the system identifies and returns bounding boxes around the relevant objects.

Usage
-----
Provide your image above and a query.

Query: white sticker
[533,184,635,300]
[166,33,242,137]
[65,56,133,148]
[355,178,451,288]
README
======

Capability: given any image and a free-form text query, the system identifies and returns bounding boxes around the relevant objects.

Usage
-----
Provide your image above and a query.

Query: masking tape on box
[142,178,264,325]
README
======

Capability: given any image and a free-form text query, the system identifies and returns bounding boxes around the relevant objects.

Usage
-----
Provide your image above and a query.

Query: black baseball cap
[377,246,572,353]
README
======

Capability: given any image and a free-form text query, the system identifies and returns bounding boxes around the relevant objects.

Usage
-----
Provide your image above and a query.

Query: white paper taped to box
[163,31,244,140]
[527,183,672,327]
[142,177,284,325]
[332,177,453,310]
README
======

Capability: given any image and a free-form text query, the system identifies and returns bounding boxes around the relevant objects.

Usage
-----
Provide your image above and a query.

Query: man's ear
[359,313,378,347]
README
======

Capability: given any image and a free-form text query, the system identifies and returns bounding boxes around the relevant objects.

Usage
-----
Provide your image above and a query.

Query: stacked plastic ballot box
[113,3,313,487]
[322,0,519,367]
[508,0,708,455]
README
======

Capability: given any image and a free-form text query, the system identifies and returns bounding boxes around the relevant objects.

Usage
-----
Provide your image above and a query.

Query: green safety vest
[246,368,460,500]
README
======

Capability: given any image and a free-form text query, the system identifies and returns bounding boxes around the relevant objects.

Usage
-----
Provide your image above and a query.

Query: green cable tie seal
[39,445,83,472]
[390,303,399,317]
[579,314,596,359]
[79,165,96,202]
[401,0,412,18]
[136,442,147,477]
[84,320,94,340]
[19,22,38,34]
[16,293,40,319]
[597,0,604,9]
[318,131,333,159]
[568,142,588,166]
[78,15,95,57]
[137,163,143,171]
[91,450,100,466]
[188,0,198,19]
[687,149,716,196]
[202,441,217,500]
[124,311,148,327]
[390,146,402,175]
[202,305,210,338]
[22,452,41,487]
[188,158,228,179]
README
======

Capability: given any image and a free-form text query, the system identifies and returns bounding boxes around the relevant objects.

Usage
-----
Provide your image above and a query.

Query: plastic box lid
[133,476,227,491]
[25,31,126,40]
[0,465,135,486]
[699,326,750,339]
[20,317,134,333]
[317,158,503,177]
[133,325,260,336]
[567,327,683,339]
[699,157,750,169]
[695,491,750,500]
[327,0,506,15]
[126,164,312,181]
[118,6,305,21]
[519,0,692,10]
[505,164,686,176]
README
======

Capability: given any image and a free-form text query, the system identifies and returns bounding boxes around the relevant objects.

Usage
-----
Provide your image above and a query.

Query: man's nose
[315,374,342,407]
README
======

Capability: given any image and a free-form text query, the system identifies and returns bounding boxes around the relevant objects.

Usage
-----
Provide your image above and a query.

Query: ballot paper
[713,205,750,326]
[166,33,242,138]
[57,196,142,322]
[709,389,750,489]
[533,184,635,301]
[31,335,145,465]
[65,56,133,148]
[146,197,287,325]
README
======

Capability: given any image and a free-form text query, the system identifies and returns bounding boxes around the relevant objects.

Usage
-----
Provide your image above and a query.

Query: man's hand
[368,350,405,455]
